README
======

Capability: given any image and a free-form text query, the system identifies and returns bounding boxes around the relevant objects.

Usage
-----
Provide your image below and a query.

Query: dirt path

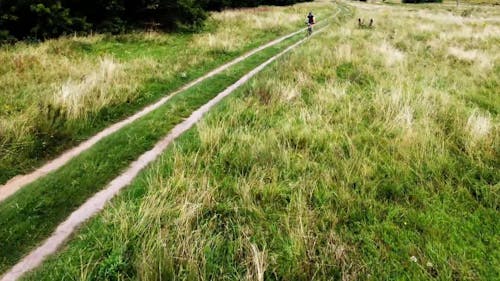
[0,22,333,281]
[0,26,307,204]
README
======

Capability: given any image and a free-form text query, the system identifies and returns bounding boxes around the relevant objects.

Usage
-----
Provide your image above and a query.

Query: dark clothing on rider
[308,14,315,24]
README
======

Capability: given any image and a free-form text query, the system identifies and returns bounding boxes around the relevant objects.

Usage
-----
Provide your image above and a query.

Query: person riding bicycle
[307,12,316,25]
[306,12,315,35]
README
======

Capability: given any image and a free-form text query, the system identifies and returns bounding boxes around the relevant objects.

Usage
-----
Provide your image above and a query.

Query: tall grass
[0,1,333,184]
[0,29,315,275]
[24,2,498,280]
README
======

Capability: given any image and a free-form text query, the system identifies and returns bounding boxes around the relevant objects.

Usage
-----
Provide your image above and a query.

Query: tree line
[0,0,312,42]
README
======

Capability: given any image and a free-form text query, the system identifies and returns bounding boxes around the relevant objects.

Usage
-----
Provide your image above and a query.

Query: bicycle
[306,22,314,36]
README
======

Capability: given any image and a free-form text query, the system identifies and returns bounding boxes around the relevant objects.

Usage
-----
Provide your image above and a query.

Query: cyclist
[306,12,316,35]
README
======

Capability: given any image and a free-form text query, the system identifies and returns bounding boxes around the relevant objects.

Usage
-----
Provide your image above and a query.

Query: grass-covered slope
[23,2,499,280]
[0,1,331,184]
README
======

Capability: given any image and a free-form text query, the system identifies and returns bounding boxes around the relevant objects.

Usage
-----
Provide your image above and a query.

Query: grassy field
[0,19,341,276]
[0,1,340,275]
[19,1,499,280]
[0,1,332,185]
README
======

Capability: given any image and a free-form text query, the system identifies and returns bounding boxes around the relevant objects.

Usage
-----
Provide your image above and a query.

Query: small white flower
[426,262,434,267]
[410,256,418,263]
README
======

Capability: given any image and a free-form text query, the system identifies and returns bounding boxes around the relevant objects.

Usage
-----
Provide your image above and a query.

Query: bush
[29,2,87,38]
[1,1,85,40]
[0,0,207,41]
[144,0,207,31]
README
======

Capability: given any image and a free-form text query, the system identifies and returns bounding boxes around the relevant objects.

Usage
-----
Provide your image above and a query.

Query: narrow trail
[0,26,308,204]
[0,22,333,281]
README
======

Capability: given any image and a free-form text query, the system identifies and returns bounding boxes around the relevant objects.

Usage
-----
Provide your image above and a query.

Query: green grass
[20,2,500,280]
[0,20,337,273]
[0,1,333,184]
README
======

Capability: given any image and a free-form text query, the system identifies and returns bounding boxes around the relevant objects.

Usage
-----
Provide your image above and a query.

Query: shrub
[0,1,85,40]
[0,0,207,41]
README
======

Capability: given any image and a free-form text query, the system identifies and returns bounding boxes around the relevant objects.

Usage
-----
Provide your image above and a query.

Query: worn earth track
[0,26,308,204]
[0,20,334,281]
